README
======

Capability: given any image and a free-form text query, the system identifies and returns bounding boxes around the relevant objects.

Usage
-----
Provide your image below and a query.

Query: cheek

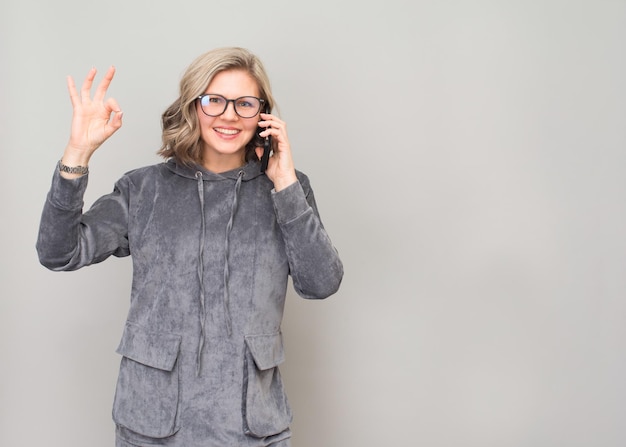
[196,105,214,128]
[245,122,261,145]
[200,120,219,141]
[243,119,259,134]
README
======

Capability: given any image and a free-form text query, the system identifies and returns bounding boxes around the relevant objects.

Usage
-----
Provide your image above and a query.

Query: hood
[164,158,265,182]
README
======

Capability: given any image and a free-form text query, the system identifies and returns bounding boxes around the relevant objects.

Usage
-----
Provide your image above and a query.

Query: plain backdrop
[1,1,626,446]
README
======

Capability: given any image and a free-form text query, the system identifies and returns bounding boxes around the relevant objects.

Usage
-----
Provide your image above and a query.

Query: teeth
[215,128,239,135]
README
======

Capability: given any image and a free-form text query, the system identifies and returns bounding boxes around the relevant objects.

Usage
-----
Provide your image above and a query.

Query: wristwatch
[58,160,89,175]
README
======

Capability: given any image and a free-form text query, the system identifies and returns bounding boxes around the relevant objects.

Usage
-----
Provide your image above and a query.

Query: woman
[37,47,343,447]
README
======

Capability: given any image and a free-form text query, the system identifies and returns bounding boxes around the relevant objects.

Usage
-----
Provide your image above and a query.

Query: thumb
[104,97,123,133]
[108,111,124,132]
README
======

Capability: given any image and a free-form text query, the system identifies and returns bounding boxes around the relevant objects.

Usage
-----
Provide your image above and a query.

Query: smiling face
[196,69,261,172]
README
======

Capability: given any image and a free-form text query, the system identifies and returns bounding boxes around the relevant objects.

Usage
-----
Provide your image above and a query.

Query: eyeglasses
[197,94,265,119]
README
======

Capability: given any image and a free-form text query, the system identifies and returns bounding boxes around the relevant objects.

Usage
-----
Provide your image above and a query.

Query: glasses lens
[200,95,226,116]
[234,96,261,118]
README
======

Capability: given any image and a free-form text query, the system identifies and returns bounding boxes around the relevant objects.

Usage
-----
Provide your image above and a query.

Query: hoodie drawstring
[223,170,244,335]
[195,171,207,376]
[194,169,244,375]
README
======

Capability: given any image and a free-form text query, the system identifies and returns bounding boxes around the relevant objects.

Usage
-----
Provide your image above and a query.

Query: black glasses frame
[196,93,265,118]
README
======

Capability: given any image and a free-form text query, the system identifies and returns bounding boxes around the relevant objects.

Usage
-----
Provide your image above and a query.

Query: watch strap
[58,160,89,175]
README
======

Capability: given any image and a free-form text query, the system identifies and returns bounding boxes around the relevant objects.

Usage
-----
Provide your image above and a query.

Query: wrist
[60,145,93,178]
[273,174,298,192]
[62,143,94,164]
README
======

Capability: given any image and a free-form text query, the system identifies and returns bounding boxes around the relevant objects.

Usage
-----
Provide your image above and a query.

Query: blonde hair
[158,47,275,166]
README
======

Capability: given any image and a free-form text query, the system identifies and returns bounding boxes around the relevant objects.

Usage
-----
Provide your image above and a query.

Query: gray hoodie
[37,159,343,447]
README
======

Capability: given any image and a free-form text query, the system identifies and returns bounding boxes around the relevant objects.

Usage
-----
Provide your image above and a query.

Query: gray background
[1,1,626,446]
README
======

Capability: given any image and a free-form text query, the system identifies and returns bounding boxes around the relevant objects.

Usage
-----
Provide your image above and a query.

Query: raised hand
[255,112,297,191]
[61,66,123,173]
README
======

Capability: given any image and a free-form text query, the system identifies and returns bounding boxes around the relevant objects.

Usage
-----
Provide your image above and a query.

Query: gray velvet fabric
[37,159,343,446]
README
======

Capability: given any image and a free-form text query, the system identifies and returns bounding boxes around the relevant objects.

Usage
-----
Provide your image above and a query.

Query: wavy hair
[158,47,275,166]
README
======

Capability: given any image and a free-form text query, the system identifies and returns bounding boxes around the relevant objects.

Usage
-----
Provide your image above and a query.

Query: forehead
[205,69,259,97]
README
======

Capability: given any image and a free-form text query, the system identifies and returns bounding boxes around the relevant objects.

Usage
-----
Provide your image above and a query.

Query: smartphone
[259,105,271,173]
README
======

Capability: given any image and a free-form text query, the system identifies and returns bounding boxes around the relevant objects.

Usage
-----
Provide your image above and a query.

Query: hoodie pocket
[243,332,293,437]
[112,322,182,439]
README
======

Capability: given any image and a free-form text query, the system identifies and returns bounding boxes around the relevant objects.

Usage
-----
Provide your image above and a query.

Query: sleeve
[271,173,343,299]
[36,168,131,271]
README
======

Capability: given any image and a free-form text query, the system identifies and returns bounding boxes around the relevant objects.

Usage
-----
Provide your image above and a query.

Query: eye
[236,97,259,109]
[200,95,223,106]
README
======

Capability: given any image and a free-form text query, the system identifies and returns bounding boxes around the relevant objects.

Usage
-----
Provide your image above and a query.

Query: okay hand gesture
[64,66,123,164]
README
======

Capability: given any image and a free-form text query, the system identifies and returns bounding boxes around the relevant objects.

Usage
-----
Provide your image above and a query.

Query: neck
[202,154,246,174]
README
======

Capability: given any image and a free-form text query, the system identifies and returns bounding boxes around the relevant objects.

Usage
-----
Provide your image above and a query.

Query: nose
[221,100,238,119]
